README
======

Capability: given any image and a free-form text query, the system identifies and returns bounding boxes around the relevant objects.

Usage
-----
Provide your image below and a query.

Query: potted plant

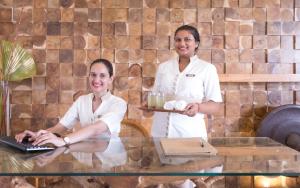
[0,40,36,136]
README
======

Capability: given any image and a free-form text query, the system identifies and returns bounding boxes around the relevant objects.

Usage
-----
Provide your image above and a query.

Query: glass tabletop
[0,137,299,176]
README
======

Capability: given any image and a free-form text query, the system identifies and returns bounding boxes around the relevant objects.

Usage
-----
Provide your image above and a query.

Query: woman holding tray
[151,25,223,139]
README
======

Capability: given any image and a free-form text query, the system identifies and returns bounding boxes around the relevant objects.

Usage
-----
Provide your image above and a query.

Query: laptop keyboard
[0,136,55,152]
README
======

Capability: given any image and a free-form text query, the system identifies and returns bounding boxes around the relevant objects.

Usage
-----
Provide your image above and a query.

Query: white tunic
[60,92,127,136]
[151,55,222,139]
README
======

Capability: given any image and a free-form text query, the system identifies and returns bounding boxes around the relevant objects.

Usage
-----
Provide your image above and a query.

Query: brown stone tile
[281,8,294,21]
[199,36,212,49]
[212,49,225,63]
[239,49,253,63]
[142,35,157,49]
[197,0,211,8]
[47,8,61,21]
[198,22,211,35]
[32,104,45,118]
[114,77,128,90]
[225,35,239,49]
[225,21,239,34]
[46,63,60,77]
[47,76,60,90]
[115,63,129,77]
[74,35,86,49]
[157,50,172,63]
[46,90,59,104]
[170,9,183,22]
[225,103,240,116]
[46,36,60,49]
[32,22,47,36]
[87,22,101,35]
[33,36,46,49]
[115,49,129,63]
[253,90,267,106]
[115,36,129,49]
[60,0,74,8]
[73,50,86,63]
[60,22,73,36]
[74,22,88,35]
[295,50,300,62]
[128,23,141,35]
[143,50,156,62]
[157,23,170,36]
[59,91,73,104]
[281,0,293,8]
[225,49,239,63]
[142,77,155,90]
[10,79,32,91]
[253,35,266,49]
[128,105,142,120]
[73,77,88,90]
[253,49,266,63]
[32,50,46,64]
[35,63,46,76]
[128,8,142,23]
[60,36,73,49]
[47,22,61,35]
[267,49,280,62]
[226,90,240,103]
[87,35,100,49]
[197,8,211,22]
[32,8,46,22]
[212,36,224,49]
[46,50,59,64]
[212,8,224,21]
[75,0,87,7]
[281,36,293,49]
[114,22,127,35]
[281,90,293,105]
[240,22,253,35]
[267,22,281,35]
[295,22,300,35]
[226,62,252,74]
[253,8,266,21]
[212,0,224,7]
[184,13,197,25]
[45,104,60,118]
[129,49,143,63]
[239,8,253,20]
[87,8,100,21]
[212,21,225,35]
[73,63,87,76]
[156,8,169,22]
[225,8,239,21]
[114,8,128,21]
[184,0,196,8]
[0,22,14,35]
[280,49,294,63]
[267,90,281,106]
[143,8,156,22]
[11,104,32,118]
[267,7,280,21]
[59,49,73,63]
[74,8,88,22]
[60,76,73,90]
[129,0,142,7]
[32,90,46,104]
[143,22,156,35]
[142,62,157,77]
[239,0,252,7]
[129,36,142,49]
[61,8,74,21]
[266,0,280,8]
[267,36,280,49]
[239,36,252,49]
[11,91,31,104]
[296,8,300,21]
[282,22,295,35]
[253,22,266,35]
[253,63,268,73]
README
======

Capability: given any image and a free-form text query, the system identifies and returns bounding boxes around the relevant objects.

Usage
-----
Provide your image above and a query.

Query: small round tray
[139,106,184,113]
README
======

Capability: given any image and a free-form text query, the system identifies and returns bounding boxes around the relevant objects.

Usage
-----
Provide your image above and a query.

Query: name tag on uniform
[185,74,195,77]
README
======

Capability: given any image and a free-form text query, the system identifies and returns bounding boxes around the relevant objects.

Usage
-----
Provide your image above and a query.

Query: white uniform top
[151,55,222,139]
[60,92,127,136]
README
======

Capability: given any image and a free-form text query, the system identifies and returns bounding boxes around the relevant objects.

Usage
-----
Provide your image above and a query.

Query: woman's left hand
[183,103,199,117]
[32,130,65,147]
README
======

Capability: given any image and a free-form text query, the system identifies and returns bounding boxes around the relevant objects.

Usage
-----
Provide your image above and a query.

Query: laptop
[0,136,55,152]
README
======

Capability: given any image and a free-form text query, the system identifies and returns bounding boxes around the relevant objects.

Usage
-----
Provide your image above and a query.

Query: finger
[36,130,48,137]
[33,134,49,145]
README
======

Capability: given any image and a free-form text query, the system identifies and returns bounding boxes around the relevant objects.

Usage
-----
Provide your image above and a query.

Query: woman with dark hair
[152,25,222,139]
[16,59,127,147]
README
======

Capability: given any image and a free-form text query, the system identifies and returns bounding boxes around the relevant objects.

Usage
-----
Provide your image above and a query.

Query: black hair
[174,25,200,50]
[90,58,113,77]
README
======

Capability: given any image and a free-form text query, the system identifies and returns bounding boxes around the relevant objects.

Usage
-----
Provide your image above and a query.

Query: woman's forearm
[198,101,222,115]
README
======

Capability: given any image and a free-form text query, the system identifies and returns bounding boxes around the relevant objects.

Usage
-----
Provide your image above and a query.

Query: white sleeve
[203,65,223,102]
[59,98,80,129]
[99,99,127,134]
[152,64,163,93]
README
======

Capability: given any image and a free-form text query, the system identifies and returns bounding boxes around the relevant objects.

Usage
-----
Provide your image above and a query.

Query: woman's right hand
[15,130,38,143]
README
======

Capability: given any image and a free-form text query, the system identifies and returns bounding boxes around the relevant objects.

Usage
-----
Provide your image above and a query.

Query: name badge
[185,74,195,77]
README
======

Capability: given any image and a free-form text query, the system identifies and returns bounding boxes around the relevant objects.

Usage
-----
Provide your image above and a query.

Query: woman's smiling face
[89,63,112,94]
[174,30,199,58]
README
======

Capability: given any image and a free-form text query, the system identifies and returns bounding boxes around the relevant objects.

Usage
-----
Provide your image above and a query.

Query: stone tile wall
[0,0,300,137]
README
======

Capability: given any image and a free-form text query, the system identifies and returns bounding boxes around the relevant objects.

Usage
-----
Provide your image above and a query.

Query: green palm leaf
[0,40,36,81]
